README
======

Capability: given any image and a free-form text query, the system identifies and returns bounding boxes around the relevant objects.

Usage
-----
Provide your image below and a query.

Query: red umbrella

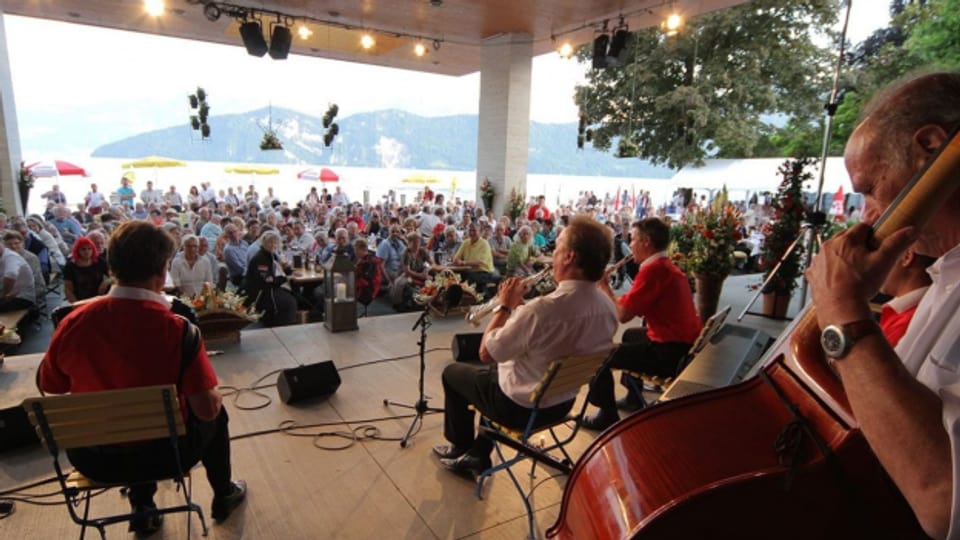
[320,167,339,182]
[26,160,87,178]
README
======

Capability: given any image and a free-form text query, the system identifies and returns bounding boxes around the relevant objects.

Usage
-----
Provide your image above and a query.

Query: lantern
[324,248,358,332]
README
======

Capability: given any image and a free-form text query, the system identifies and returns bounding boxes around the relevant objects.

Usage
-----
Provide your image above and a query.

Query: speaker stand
[383,303,443,448]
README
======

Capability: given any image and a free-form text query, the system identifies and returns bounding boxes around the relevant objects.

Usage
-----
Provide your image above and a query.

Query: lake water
[24,157,676,216]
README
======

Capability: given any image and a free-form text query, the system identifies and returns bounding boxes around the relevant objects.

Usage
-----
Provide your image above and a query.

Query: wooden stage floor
[1,312,654,540]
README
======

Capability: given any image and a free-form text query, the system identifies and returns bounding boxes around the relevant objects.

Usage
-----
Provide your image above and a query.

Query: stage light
[203,3,221,21]
[592,34,610,69]
[606,29,631,66]
[414,42,427,57]
[269,24,293,59]
[433,39,442,51]
[240,21,269,57]
[360,33,375,49]
[664,13,683,35]
[144,0,164,17]
[558,42,574,58]
[298,25,313,40]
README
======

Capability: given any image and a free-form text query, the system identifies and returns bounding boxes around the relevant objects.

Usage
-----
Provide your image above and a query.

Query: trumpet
[608,254,634,272]
[465,266,553,326]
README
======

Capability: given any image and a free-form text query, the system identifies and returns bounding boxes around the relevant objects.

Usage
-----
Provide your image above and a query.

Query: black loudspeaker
[277,361,341,404]
[0,405,39,453]
[240,21,268,57]
[269,25,293,60]
[452,333,483,363]
[592,34,610,69]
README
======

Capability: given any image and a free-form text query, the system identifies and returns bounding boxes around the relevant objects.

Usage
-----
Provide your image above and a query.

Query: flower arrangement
[18,162,35,190]
[413,269,483,306]
[506,187,526,221]
[671,187,742,279]
[180,283,260,321]
[760,159,812,296]
[479,177,495,204]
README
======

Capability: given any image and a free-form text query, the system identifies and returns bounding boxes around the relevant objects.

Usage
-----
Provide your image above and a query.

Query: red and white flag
[831,185,845,219]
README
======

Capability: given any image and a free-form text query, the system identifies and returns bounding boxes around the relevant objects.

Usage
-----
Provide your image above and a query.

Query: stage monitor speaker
[452,333,483,363]
[660,323,773,402]
[0,405,39,453]
[277,361,341,404]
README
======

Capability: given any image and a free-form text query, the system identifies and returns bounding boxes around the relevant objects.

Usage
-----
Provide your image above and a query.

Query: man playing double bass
[807,72,960,539]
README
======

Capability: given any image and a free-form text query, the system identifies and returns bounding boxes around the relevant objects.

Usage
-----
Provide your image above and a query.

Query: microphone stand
[383,289,445,448]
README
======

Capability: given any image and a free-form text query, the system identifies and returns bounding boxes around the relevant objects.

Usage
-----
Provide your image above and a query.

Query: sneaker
[438,453,493,480]
[432,444,468,460]
[211,480,247,522]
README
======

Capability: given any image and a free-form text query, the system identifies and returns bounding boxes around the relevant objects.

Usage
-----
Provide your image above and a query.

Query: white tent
[670,157,853,203]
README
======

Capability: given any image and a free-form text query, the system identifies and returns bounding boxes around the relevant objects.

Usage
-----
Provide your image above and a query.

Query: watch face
[821,326,846,358]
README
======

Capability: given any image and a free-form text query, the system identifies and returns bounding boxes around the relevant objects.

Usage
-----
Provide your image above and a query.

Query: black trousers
[588,328,691,411]
[441,363,573,458]
[67,408,234,507]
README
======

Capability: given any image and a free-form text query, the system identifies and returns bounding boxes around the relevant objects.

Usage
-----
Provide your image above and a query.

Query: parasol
[26,160,87,178]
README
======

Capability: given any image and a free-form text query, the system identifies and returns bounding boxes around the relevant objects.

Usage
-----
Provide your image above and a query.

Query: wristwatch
[820,319,882,359]
[493,304,512,316]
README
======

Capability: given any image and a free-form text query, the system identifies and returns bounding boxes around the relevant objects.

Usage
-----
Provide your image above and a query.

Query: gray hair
[181,234,199,247]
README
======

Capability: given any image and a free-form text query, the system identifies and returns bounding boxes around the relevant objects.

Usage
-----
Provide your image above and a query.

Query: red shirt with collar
[620,254,702,344]
[880,305,918,348]
[526,204,551,221]
[40,293,218,421]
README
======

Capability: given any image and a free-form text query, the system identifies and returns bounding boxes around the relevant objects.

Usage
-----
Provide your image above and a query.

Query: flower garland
[413,269,483,306]
[180,283,260,321]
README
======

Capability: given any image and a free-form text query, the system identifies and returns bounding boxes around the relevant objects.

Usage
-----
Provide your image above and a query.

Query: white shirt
[85,191,105,210]
[169,256,213,297]
[894,243,960,538]
[140,189,163,205]
[484,279,618,408]
[0,249,36,303]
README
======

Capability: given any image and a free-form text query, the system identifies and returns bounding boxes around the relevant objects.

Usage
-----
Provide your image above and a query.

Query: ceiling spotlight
[664,13,683,35]
[432,39,442,51]
[558,42,574,58]
[298,25,313,40]
[360,33,376,49]
[203,3,221,21]
[414,42,427,57]
[144,0,164,17]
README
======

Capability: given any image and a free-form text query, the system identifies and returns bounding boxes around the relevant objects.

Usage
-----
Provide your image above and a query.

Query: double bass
[547,131,960,539]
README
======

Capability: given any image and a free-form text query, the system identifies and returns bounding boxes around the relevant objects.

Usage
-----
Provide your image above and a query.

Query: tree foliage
[574,0,838,169]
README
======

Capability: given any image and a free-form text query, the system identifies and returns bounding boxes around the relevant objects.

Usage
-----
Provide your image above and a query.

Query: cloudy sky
[4,3,888,157]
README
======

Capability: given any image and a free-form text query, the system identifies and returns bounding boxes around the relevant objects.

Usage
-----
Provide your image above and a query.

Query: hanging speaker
[240,21,268,57]
[606,30,632,67]
[269,25,293,60]
[277,361,341,404]
[592,34,610,69]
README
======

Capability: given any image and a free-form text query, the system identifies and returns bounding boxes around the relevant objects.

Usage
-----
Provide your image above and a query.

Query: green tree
[574,0,838,169]
[905,0,960,67]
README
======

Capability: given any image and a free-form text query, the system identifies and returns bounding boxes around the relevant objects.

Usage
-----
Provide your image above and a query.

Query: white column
[0,11,22,216]
[476,33,532,218]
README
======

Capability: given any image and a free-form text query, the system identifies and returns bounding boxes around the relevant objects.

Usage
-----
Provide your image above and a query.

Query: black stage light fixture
[269,25,293,59]
[592,34,610,69]
[240,21,268,57]
[606,29,631,67]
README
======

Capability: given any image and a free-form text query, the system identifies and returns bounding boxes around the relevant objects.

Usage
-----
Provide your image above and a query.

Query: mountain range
[90,107,672,178]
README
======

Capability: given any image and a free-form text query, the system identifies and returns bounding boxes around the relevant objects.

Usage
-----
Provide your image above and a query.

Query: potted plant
[506,187,526,221]
[759,158,812,317]
[479,177,495,210]
[673,187,741,322]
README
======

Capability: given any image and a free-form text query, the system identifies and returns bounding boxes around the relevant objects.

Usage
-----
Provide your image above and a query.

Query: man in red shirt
[526,195,551,222]
[878,248,934,347]
[582,217,702,430]
[39,221,246,535]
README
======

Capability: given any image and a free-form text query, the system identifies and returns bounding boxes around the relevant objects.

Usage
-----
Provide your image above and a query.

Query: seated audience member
[436,226,461,264]
[3,231,45,307]
[0,237,37,312]
[39,220,246,535]
[321,228,355,264]
[244,231,297,327]
[583,217,702,430]
[27,217,67,269]
[878,248,936,347]
[390,232,433,309]
[222,224,248,288]
[453,223,497,290]
[354,239,384,309]
[10,218,51,280]
[434,216,617,477]
[63,237,110,303]
[505,226,539,277]
[488,224,512,275]
[376,225,406,286]
[170,235,213,297]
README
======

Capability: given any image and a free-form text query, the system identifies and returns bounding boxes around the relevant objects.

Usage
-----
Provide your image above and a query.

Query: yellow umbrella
[224,165,280,175]
[121,156,187,169]
[402,174,441,184]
